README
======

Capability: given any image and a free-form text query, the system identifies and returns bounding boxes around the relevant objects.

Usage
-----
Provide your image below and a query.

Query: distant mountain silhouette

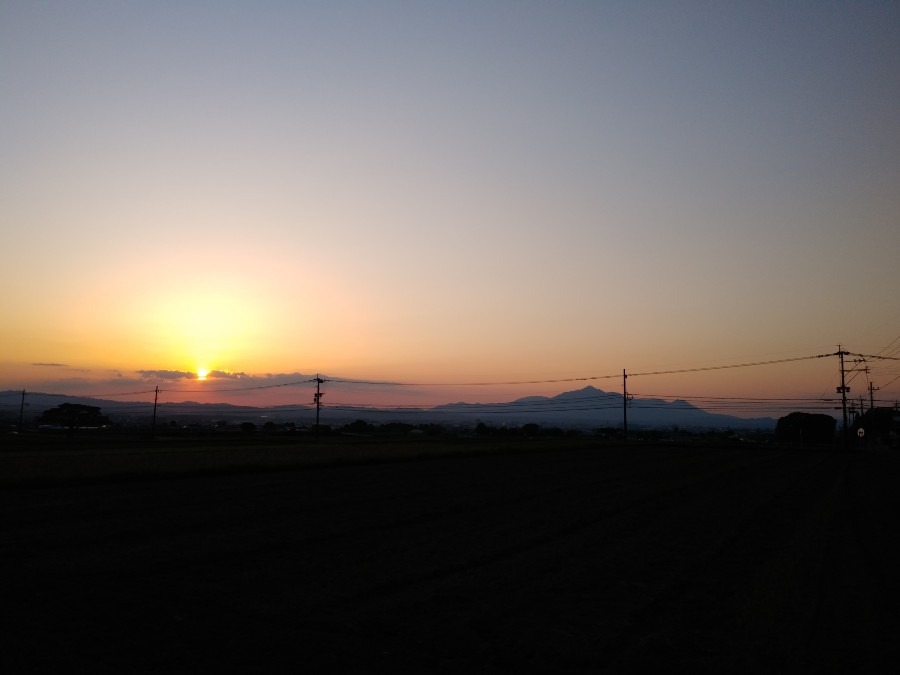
[2,386,776,430]
[432,386,775,430]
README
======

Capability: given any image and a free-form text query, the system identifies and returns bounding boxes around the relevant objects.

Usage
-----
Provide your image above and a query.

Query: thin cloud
[137,369,196,381]
[158,372,322,392]
[32,362,69,367]
[207,370,250,380]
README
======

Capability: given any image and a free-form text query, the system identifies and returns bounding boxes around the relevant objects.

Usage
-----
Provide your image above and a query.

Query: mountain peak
[552,386,617,400]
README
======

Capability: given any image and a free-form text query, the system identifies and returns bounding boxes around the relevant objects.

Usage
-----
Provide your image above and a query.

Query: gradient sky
[2,1,899,410]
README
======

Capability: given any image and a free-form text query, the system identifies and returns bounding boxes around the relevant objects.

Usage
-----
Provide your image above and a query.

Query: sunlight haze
[2,1,899,410]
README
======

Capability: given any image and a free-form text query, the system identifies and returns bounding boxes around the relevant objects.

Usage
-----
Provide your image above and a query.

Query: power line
[876,334,900,358]
[328,353,831,388]
[7,351,857,428]
[628,354,831,378]
[6,352,835,398]
[633,392,831,402]
[848,352,900,361]
[161,378,318,393]
[79,389,159,398]
[331,375,622,387]
[880,373,900,390]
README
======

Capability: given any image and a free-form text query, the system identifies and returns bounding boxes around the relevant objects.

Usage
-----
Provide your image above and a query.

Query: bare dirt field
[2,440,898,673]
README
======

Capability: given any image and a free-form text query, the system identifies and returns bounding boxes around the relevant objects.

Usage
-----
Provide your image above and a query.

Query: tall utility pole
[18,389,26,433]
[622,369,631,441]
[858,365,870,416]
[314,375,325,441]
[869,382,879,412]
[836,346,850,450]
[151,386,159,439]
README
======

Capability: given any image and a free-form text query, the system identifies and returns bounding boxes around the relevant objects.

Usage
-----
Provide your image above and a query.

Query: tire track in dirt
[361,448,834,672]
[595,450,840,672]
[292,449,790,609]
[0,445,743,575]
[798,450,900,672]
[5,444,880,673]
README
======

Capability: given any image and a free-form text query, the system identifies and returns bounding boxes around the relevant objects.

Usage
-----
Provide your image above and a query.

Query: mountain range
[2,386,777,431]
[429,386,776,430]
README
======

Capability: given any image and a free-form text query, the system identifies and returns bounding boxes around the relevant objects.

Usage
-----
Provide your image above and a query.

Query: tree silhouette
[775,412,835,445]
[37,403,110,430]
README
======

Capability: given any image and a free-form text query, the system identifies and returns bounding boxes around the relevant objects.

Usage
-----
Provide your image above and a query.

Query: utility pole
[18,389,26,433]
[314,375,325,441]
[858,365,870,416]
[869,382,879,411]
[151,386,159,439]
[622,369,633,441]
[836,346,850,451]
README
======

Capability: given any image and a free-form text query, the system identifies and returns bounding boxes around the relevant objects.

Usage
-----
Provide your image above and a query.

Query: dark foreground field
[2,441,898,673]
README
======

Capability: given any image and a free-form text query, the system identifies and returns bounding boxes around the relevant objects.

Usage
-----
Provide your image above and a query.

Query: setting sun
[2,2,899,416]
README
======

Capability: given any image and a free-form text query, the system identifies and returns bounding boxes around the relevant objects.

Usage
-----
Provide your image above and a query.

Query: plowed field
[2,443,898,672]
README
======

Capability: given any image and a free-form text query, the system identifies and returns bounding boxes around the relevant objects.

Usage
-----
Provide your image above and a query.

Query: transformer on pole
[314,375,325,441]
[836,346,849,450]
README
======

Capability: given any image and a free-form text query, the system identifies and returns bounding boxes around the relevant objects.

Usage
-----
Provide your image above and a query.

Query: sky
[2,1,899,413]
